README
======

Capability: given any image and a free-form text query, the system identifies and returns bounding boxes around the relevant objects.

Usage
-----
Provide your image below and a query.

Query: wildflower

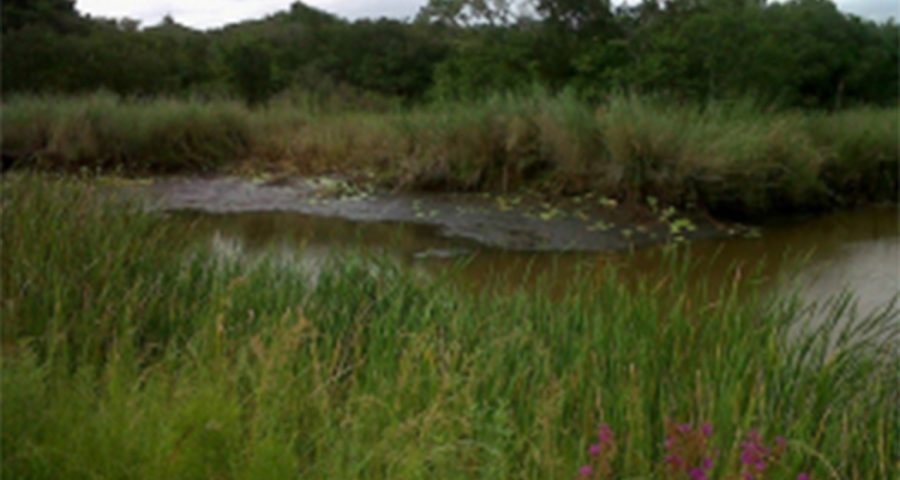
[598,424,614,444]
[740,430,768,469]
[797,474,810,480]
[579,423,617,478]
[664,420,715,479]
[738,430,788,479]
[688,467,709,480]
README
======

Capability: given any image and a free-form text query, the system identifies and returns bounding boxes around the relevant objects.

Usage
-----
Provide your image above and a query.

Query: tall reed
[2,175,897,478]
[2,92,897,216]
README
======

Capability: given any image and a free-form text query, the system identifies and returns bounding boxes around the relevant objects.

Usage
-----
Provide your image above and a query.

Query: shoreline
[4,93,897,224]
[122,174,753,251]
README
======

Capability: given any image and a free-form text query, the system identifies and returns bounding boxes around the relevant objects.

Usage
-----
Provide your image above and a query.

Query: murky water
[172,206,899,313]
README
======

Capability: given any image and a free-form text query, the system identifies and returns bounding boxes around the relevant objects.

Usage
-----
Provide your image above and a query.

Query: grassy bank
[1,175,897,479]
[2,94,900,215]
[2,93,897,218]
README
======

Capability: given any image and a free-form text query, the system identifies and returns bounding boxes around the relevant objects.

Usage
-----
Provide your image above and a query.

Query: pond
[171,205,898,317]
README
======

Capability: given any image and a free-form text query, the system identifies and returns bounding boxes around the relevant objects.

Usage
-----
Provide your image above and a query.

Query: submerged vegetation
[3,93,897,217]
[2,176,897,478]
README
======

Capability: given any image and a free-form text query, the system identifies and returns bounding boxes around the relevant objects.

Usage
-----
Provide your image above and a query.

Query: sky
[76,0,898,30]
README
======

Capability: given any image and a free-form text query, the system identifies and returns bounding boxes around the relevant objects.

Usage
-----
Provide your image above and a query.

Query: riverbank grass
[2,93,897,217]
[1,175,897,478]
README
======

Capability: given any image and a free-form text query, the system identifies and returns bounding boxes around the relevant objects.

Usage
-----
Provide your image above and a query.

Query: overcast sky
[77,0,898,30]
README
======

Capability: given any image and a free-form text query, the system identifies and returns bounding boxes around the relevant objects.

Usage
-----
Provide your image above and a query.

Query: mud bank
[129,176,747,251]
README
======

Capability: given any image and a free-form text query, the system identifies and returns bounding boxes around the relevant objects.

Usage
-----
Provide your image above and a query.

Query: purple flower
[797,474,810,480]
[740,451,758,466]
[579,465,593,477]
[588,443,601,456]
[740,433,769,470]
[689,467,709,480]
[745,430,762,443]
[598,424,614,444]
[678,423,693,433]
[701,423,713,437]
[665,454,684,467]
[702,457,714,470]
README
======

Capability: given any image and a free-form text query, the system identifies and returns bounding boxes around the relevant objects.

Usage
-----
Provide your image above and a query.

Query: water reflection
[172,206,899,314]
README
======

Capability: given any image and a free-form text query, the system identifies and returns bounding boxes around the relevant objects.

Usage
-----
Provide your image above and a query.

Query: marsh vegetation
[2,176,898,479]
[2,1,898,478]
[3,93,897,218]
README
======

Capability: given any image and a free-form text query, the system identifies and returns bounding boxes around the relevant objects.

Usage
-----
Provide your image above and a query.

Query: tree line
[2,0,897,108]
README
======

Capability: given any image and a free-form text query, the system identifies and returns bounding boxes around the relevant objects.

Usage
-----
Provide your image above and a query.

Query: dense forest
[2,0,898,108]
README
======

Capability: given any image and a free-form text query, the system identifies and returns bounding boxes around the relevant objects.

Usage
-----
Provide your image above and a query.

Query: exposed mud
[129,175,746,251]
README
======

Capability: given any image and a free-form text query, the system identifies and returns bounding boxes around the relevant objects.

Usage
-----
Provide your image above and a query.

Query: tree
[429,26,538,99]
[1,0,895,106]
[535,0,616,35]
[1,0,83,33]
[417,0,519,27]
[223,39,277,104]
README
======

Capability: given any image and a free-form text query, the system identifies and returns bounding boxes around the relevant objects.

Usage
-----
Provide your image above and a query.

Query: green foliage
[1,94,253,172]
[429,28,539,100]
[1,16,215,96]
[1,176,898,478]
[222,39,278,104]
[416,0,518,27]
[2,93,896,216]
[1,0,896,107]
[0,0,82,34]
[319,20,449,99]
[807,108,900,201]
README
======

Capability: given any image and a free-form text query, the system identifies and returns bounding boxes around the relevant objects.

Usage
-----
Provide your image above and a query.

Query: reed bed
[1,175,897,479]
[3,93,897,217]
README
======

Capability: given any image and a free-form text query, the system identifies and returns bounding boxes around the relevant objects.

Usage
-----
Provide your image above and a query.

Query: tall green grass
[1,94,253,172]
[1,92,897,215]
[2,175,897,478]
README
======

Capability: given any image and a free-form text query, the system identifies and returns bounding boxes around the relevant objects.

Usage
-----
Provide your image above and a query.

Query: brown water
[173,206,899,313]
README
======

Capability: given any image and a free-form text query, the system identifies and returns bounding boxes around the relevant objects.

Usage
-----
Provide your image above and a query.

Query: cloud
[78,0,295,29]
[75,0,896,30]
[837,0,898,20]
[308,0,423,19]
